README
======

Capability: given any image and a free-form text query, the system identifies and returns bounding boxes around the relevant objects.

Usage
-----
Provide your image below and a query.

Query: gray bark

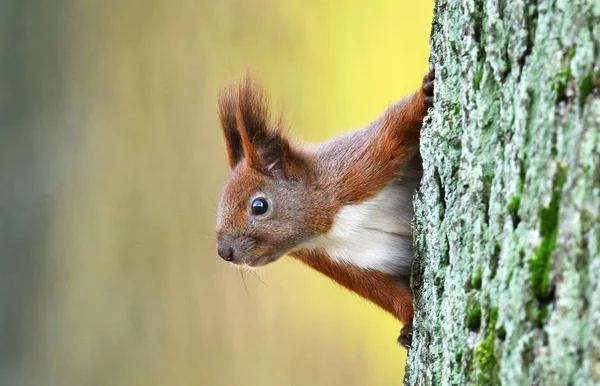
[405,1,600,385]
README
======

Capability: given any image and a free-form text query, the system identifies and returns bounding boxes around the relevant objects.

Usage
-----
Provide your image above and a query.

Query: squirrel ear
[235,77,298,181]
[254,129,294,182]
[218,87,244,168]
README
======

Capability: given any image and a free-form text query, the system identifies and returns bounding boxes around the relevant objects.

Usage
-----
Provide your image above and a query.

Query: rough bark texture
[405,1,600,385]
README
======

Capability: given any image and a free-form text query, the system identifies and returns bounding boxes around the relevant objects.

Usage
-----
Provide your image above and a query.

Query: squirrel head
[215,77,328,267]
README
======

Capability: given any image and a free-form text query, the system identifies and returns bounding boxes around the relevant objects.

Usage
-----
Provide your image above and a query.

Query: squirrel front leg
[331,68,436,207]
[381,67,435,149]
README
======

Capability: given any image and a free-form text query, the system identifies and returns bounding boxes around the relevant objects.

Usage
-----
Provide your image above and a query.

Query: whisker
[206,195,219,211]
[251,269,267,287]
[239,269,250,294]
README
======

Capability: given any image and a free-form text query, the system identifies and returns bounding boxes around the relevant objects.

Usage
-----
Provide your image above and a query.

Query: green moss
[555,66,571,100]
[539,303,549,322]
[454,104,462,116]
[508,195,521,214]
[508,195,522,227]
[472,267,483,290]
[489,307,498,326]
[527,299,551,326]
[529,168,566,299]
[518,249,526,263]
[474,308,500,386]
[496,325,506,341]
[530,228,557,299]
[474,67,485,91]
[455,348,464,362]
[490,243,501,280]
[579,71,594,105]
[474,336,497,384]
[466,298,482,331]
[506,268,514,286]
[555,47,576,101]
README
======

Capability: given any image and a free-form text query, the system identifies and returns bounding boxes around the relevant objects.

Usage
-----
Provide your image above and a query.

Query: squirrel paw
[422,68,435,108]
[397,323,413,350]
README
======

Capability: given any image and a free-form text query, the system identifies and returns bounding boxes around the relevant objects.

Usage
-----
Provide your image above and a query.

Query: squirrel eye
[251,198,269,216]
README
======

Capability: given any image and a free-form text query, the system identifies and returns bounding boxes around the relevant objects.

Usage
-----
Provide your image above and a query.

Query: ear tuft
[235,76,271,168]
[218,86,244,168]
[218,75,301,180]
[236,76,298,180]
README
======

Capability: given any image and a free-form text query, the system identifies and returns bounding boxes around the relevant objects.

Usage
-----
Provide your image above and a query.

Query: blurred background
[0,1,432,385]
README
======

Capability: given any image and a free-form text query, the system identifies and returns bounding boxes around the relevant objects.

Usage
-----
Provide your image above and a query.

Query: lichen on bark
[405,0,600,385]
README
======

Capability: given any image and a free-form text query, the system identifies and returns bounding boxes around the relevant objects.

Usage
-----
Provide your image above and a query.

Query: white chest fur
[298,181,416,276]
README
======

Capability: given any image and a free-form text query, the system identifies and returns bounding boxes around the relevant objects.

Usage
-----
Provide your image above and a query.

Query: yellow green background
[1,1,433,385]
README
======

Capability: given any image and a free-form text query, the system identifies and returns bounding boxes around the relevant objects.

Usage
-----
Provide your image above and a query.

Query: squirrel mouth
[247,253,281,267]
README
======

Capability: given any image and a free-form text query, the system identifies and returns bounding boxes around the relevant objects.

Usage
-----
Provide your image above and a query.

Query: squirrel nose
[217,246,234,262]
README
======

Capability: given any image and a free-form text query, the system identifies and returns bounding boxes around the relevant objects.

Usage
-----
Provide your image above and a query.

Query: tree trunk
[405,0,599,385]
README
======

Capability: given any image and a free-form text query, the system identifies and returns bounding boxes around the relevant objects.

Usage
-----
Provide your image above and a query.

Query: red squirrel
[215,69,434,348]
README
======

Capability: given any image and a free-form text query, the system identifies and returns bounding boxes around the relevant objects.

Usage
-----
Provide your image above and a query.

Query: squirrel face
[216,162,317,266]
[215,77,323,267]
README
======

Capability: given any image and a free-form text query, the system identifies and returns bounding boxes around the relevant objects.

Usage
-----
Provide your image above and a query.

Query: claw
[421,67,435,108]
[424,96,434,108]
[398,323,414,350]
[423,81,434,95]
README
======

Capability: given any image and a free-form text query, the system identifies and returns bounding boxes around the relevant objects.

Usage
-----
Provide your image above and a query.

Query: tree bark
[405,0,599,385]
